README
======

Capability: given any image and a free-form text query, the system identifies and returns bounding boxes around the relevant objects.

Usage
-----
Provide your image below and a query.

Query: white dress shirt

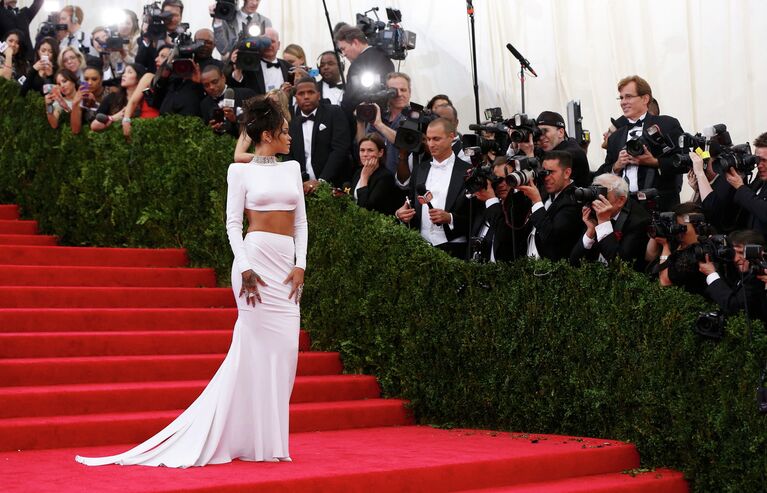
[478,197,501,262]
[321,80,343,106]
[623,112,648,193]
[420,154,460,246]
[526,189,565,259]
[300,109,317,180]
[261,59,284,93]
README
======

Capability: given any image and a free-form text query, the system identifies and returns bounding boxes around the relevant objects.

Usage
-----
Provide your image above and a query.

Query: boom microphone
[506,43,537,77]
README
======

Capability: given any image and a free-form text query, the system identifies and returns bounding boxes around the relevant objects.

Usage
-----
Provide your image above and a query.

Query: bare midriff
[245,209,295,236]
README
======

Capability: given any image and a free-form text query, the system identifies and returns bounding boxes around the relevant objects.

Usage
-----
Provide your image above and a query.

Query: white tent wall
[25,0,767,173]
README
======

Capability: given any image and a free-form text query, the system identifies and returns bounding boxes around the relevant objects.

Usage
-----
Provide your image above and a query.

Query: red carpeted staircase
[0,204,688,492]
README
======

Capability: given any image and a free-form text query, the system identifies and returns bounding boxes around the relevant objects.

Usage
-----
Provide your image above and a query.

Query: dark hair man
[228,26,292,96]
[210,0,271,60]
[200,62,254,136]
[395,118,474,258]
[0,0,43,62]
[135,0,184,74]
[517,150,583,261]
[655,202,709,296]
[334,25,394,118]
[517,110,591,187]
[286,76,352,189]
[596,75,685,211]
[317,50,343,106]
[570,173,651,270]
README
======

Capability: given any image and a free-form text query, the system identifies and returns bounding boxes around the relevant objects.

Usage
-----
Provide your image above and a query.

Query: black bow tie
[301,114,315,123]
[326,81,344,89]
[630,119,644,128]
[262,59,280,69]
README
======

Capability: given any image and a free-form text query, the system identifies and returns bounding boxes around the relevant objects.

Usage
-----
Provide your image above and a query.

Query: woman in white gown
[75,96,307,467]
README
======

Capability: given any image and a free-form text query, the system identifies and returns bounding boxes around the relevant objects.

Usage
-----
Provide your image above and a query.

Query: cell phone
[80,81,90,91]
[41,55,49,63]
[43,83,54,95]
[212,107,225,123]
[0,41,7,53]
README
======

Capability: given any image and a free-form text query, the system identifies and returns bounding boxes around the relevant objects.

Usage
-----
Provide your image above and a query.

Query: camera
[143,2,174,39]
[648,211,686,239]
[464,160,502,195]
[694,234,735,263]
[461,133,502,162]
[507,113,542,144]
[744,244,767,275]
[668,132,709,172]
[466,107,512,154]
[356,7,416,60]
[694,310,725,340]
[169,24,204,78]
[233,35,272,72]
[103,26,129,51]
[715,143,759,175]
[355,87,397,123]
[566,100,591,147]
[38,14,68,39]
[572,185,609,205]
[394,103,437,152]
[212,0,237,23]
[624,124,674,158]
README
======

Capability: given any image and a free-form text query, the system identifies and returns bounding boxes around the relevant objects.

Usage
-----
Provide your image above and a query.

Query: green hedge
[1,79,766,492]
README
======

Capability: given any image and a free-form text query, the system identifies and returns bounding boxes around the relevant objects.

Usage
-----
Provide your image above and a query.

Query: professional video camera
[647,211,686,239]
[234,34,272,72]
[102,26,129,52]
[572,185,608,205]
[465,107,512,154]
[355,86,397,123]
[507,113,542,144]
[143,2,174,39]
[625,124,674,158]
[169,24,204,78]
[37,14,68,39]
[394,103,437,152]
[694,234,735,263]
[212,0,237,22]
[356,7,416,60]
[715,143,759,175]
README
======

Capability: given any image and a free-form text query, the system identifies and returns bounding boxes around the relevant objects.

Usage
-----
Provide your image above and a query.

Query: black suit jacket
[570,198,651,270]
[287,103,352,186]
[340,47,395,116]
[228,58,292,96]
[407,155,475,243]
[200,87,255,137]
[596,113,684,211]
[0,0,43,62]
[703,176,767,237]
[530,183,584,261]
[706,274,767,323]
[473,194,530,262]
[351,166,404,216]
[732,179,767,238]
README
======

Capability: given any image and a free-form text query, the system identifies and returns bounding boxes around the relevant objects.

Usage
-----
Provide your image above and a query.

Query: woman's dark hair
[426,93,453,110]
[242,96,285,144]
[358,133,386,164]
[35,37,59,69]
[4,29,29,75]
[54,68,79,88]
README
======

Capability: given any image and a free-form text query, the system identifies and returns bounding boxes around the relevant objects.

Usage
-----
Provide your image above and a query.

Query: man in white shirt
[58,5,90,53]
[317,50,344,106]
[228,27,292,96]
[395,118,475,258]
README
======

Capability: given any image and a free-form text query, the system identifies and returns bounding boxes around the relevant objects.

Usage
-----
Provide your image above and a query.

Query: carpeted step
[0,234,57,245]
[0,286,234,308]
[0,399,413,451]
[0,375,381,418]
[0,352,343,386]
[0,308,238,332]
[0,265,216,287]
[0,219,37,234]
[0,245,188,267]
[0,204,19,220]
[454,468,687,492]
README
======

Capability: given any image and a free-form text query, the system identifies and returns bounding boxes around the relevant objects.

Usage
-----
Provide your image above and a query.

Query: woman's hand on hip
[284,267,305,304]
[240,269,267,306]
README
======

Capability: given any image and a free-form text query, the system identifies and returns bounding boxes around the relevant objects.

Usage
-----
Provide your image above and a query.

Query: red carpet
[0,204,688,492]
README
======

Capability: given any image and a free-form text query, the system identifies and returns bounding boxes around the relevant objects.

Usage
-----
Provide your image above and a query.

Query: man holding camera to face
[200,62,254,136]
[570,173,651,270]
[135,0,183,74]
[210,0,271,61]
[227,26,291,96]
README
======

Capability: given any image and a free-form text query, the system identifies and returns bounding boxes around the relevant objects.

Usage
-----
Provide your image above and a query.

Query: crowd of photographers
[3,0,767,331]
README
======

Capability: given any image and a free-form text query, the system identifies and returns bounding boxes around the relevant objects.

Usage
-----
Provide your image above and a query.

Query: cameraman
[472,157,532,262]
[200,62,254,136]
[570,173,651,270]
[596,75,684,211]
[210,0,271,61]
[698,230,767,322]
[227,27,292,96]
[135,0,183,74]
[334,25,394,120]
[58,5,90,53]
[517,111,591,187]
[0,0,43,62]
[653,202,708,296]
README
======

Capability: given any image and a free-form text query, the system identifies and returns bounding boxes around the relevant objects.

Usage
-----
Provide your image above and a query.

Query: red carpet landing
[0,204,687,492]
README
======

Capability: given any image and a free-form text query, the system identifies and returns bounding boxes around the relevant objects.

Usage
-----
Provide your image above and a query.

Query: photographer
[698,230,767,323]
[518,150,583,261]
[517,111,591,187]
[210,0,272,61]
[105,10,141,77]
[652,203,709,296]
[58,5,90,53]
[570,173,651,270]
[356,71,412,175]
[135,0,183,74]
[0,0,43,62]
[334,25,394,119]
[472,157,532,262]
[227,27,292,96]
[200,62,254,137]
[317,50,344,105]
[596,75,684,211]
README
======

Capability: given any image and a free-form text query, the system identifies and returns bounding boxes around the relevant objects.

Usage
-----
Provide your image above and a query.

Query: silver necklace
[251,155,279,165]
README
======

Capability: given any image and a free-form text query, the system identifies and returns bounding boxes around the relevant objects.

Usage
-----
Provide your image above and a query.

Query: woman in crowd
[119,46,171,137]
[44,68,80,131]
[282,43,306,68]
[76,95,307,467]
[20,37,58,96]
[351,133,405,215]
[108,9,141,76]
[78,65,105,125]
[0,30,30,82]
[234,90,291,162]
[90,63,147,132]
[58,46,86,81]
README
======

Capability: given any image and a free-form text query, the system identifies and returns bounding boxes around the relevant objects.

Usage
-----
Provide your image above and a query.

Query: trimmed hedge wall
[1,79,766,491]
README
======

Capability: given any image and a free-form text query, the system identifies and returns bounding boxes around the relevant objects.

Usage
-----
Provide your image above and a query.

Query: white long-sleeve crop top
[225,159,308,273]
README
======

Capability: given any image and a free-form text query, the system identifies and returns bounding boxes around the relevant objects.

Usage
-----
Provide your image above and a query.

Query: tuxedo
[340,46,395,117]
[200,86,255,137]
[228,58,292,95]
[733,179,767,238]
[473,193,530,262]
[569,198,651,270]
[287,103,352,186]
[706,273,767,323]
[528,183,584,261]
[703,176,767,237]
[351,166,404,216]
[596,113,684,211]
[319,79,344,106]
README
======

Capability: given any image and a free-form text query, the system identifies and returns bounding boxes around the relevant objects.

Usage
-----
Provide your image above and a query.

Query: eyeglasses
[616,94,640,101]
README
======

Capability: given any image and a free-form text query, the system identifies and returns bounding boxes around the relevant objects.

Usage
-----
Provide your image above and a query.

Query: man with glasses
[596,75,684,211]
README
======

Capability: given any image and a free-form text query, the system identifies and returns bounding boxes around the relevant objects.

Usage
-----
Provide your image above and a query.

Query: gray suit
[213,11,272,58]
